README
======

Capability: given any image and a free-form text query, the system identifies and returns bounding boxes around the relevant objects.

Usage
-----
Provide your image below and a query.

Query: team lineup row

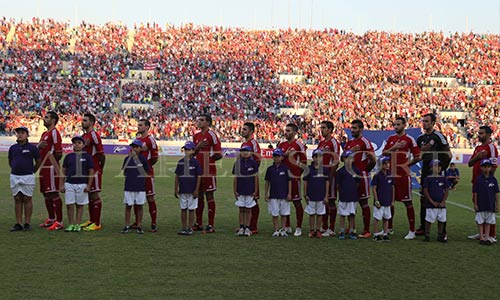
[7,112,499,244]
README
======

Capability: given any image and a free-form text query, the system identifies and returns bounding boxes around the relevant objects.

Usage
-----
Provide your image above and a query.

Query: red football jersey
[383,133,420,176]
[344,136,375,172]
[317,137,341,170]
[278,139,307,177]
[139,134,159,176]
[194,129,222,176]
[39,128,62,166]
[471,141,498,183]
[241,136,261,164]
[83,130,104,172]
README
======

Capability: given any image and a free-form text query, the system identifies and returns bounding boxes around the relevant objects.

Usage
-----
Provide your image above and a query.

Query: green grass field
[1,153,499,299]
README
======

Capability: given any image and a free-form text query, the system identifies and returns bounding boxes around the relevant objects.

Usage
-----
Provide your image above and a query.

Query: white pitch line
[411,191,500,219]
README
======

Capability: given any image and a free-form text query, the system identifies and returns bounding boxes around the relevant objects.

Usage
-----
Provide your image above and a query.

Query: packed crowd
[1,17,499,146]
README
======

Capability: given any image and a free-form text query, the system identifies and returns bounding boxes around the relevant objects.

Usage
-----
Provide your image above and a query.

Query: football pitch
[1,153,499,299]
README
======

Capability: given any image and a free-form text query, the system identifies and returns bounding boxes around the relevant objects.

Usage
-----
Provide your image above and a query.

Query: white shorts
[338,201,357,216]
[64,183,89,205]
[425,208,447,223]
[10,174,35,197]
[180,193,198,210]
[235,195,256,208]
[124,191,146,206]
[268,199,290,217]
[373,206,392,221]
[305,201,326,215]
[475,211,496,225]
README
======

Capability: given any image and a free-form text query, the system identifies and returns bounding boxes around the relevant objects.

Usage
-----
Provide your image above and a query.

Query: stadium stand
[0,17,499,147]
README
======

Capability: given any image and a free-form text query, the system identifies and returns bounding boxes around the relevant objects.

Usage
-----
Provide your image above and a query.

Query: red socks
[293,201,304,228]
[93,200,102,226]
[362,205,370,233]
[389,205,395,229]
[250,203,259,230]
[196,194,204,226]
[407,205,415,232]
[45,198,55,220]
[148,200,157,225]
[329,205,337,231]
[207,198,216,227]
[52,196,63,222]
[321,204,337,231]
[88,200,95,223]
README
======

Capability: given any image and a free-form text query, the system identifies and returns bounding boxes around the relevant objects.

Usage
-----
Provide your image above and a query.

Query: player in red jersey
[240,122,261,233]
[344,119,376,238]
[193,114,222,233]
[278,123,307,237]
[134,119,160,232]
[468,125,498,242]
[80,113,106,231]
[38,111,64,230]
[316,121,340,237]
[382,117,421,239]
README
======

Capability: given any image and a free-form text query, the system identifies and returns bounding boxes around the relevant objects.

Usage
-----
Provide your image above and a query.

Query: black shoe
[136,226,144,234]
[485,240,493,246]
[383,235,390,242]
[203,225,215,234]
[423,236,430,242]
[23,223,31,231]
[437,235,447,243]
[10,223,23,232]
[121,226,130,234]
[150,224,158,233]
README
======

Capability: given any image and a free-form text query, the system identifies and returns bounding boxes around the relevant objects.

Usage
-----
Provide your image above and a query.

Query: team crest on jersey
[429,140,435,145]
[438,182,444,186]
[279,172,285,175]
[489,183,495,187]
